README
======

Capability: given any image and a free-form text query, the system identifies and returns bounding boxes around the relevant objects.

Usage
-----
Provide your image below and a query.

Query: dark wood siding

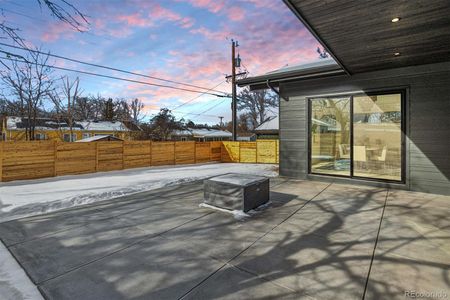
[280,62,450,195]
[288,0,450,74]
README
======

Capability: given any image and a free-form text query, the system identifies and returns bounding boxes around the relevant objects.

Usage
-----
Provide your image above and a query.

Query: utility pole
[218,116,224,127]
[231,39,238,141]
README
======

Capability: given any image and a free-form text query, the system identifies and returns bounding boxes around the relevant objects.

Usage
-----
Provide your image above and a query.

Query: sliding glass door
[309,92,404,182]
[310,97,350,176]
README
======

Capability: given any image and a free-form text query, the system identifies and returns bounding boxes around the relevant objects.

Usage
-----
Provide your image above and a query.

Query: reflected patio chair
[377,146,387,162]
[338,144,350,159]
[376,146,388,173]
[354,146,367,169]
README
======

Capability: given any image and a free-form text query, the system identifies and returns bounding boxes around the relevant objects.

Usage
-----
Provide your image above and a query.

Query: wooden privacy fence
[0,140,278,182]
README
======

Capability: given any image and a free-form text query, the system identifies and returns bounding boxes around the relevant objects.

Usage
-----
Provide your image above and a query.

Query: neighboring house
[76,135,123,142]
[238,0,450,195]
[170,128,232,142]
[254,116,279,139]
[1,116,141,141]
[237,134,256,141]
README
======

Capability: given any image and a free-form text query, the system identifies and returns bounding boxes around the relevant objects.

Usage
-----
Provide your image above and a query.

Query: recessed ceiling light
[391,17,401,23]
[394,52,401,56]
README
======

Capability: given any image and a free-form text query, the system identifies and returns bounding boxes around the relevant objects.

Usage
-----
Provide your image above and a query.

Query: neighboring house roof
[122,120,142,131]
[172,128,232,138]
[76,135,123,142]
[6,116,83,130]
[6,117,139,132]
[255,116,279,132]
[237,135,256,141]
[78,120,130,132]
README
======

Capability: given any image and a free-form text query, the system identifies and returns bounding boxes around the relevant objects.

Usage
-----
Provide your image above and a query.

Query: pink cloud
[180,0,246,22]
[40,22,75,42]
[227,6,245,21]
[149,4,195,28]
[185,0,226,13]
[117,13,154,27]
[189,26,230,41]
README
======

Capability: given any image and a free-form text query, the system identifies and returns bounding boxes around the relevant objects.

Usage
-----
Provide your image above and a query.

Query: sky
[0,0,322,124]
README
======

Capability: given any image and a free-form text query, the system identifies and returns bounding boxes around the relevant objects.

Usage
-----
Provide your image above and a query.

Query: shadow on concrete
[0,180,448,299]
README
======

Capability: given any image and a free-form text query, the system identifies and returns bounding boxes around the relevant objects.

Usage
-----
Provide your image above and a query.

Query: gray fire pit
[203,173,269,212]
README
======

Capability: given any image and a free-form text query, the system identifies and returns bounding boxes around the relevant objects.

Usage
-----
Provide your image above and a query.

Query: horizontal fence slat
[0,140,279,181]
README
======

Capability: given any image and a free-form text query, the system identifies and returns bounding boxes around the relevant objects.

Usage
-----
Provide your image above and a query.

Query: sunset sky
[1,0,322,123]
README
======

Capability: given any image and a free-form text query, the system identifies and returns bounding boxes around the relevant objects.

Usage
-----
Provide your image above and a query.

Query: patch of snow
[0,241,43,300]
[0,163,278,222]
[199,200,273,221]
[171,128,232,138]
[208,173,267,186]
[78,121,129,132]
[199,203,250,220]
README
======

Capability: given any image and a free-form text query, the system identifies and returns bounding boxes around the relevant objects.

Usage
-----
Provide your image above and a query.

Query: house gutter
[240,68,345,88]
[266,79,288,102]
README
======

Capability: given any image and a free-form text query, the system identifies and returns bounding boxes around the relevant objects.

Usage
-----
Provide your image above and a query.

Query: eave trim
[283,0,351,75]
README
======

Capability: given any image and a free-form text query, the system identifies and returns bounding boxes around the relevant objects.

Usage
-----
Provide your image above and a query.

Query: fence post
[95,142,99,172]
[238,141,241,163]
[121,141,124,170]
[194,142,197,164]
[0,142,3,182]
[148,141,153,167]
[173,142,175,165]
[53,140,57,177]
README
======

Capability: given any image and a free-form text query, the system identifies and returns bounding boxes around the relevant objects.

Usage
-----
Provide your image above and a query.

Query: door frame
[307,89,406,183]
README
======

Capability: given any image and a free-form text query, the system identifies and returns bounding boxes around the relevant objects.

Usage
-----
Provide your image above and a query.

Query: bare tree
[49,76,82,141]
[88,93,106,120]
[0,0,88,46]
[130,98,145,124]
[0,50,55,140]
[62,76,81,141]
[237,87,278,129]
[73,96,92,120]
[114,98,130,121]
[37,0,89,31]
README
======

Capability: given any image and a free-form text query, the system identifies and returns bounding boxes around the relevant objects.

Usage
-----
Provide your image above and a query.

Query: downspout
[266,79,288,102]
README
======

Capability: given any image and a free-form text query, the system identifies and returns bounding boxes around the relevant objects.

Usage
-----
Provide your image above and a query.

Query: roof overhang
[239,0,450,89]
[285,0,450,74]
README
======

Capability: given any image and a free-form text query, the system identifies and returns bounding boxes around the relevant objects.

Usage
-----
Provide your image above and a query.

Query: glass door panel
[353,94,402,181]
[310,97,351,176]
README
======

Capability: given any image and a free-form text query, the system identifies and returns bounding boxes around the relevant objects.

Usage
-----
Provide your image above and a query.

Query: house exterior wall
[171,135,231,142]
[1,129,136,141]
[256,132,279,140]
[279,62,450,195]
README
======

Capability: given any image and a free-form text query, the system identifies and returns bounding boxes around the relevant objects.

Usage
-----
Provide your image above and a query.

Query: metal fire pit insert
[203,173,269,212]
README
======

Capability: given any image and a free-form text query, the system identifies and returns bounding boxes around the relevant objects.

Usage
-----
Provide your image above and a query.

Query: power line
[180,98,229,119]
[0,42,228,94]
[0,55,231,120]
[0,56,227,97]
[0,7,109,41]
[171,80,227,111]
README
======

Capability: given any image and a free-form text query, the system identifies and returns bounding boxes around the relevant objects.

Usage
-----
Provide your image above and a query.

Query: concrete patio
[0,178,448,299]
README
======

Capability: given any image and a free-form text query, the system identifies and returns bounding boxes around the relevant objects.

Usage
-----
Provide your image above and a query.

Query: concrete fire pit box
[204,173,269,212]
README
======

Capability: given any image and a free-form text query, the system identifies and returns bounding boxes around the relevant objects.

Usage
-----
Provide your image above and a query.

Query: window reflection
[310,93,403,181]
[353,94,402,181]
[310,97,351,176]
